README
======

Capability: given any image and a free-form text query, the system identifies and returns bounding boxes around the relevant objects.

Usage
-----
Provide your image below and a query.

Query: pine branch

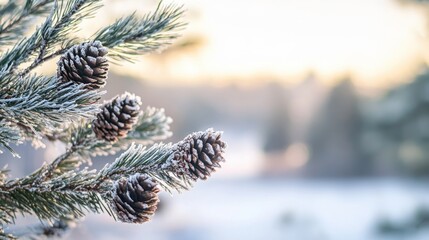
[0,0,54,46]
[0,0,185,77]
[98,143,172,180]
[0,228,16,240]
[0,186,109,224]
[86,107,173,157]
[93,2,186,62]
[0,120,22,157]
[1,169,112,224]
[128,107,173,142]
[18,106,172,194]
[0,0,227,237]
[0,128,226,226]
[0,75,103,145]
[0,144,162,223]
[0,196,16,224]
[24,0,103,74]
[54,106,172,156]
[33,106,171,180]
[20,46,68,78]
[32,147,80,183]
[0,0,103,76]
[99,128,227,193]
[0,1,18,17]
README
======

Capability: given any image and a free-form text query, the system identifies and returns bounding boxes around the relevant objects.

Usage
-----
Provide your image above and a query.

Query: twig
[19,48,66,77]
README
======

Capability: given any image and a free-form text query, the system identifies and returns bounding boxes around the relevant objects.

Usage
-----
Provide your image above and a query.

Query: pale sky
[42,0,429,88]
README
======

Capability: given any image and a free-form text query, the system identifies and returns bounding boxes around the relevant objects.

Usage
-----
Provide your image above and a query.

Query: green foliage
[0,76,102,136]
[0,0,226,239]
[93,2,185,62]
[0,139,194,225]
[0,0,54,46]
[71,106,173,158]
[0,0,102,75]
[0,120,22,157]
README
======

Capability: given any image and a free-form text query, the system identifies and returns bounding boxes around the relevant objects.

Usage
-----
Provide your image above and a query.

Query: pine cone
[92,93,141,142]
[167,129,227,181]
[57,41,109,90]
[111,174,160,223]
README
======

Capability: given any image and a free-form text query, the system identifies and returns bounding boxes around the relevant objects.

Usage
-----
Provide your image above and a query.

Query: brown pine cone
[92,93,141,142]
[111,174,160,223]
[166,129,227,181]
[57,41,109,90]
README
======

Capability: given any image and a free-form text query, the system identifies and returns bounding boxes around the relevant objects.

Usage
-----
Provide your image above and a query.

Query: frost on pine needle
[92,92,141,142]
[164,129,227,181]
[0,0,227,238]
[110,174,160,223]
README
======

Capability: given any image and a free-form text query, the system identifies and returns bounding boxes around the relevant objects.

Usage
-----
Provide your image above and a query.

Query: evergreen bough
[0,0,227,239]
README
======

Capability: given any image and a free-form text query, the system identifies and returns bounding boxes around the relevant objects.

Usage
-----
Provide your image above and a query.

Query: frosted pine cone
[166,129,227,180]
[111,174,160,223]
[57,41,109,90]
[92,93,141,142]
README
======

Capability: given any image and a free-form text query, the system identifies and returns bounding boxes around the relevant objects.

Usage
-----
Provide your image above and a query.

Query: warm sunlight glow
[42,0,429,88]
[185,0,428,87]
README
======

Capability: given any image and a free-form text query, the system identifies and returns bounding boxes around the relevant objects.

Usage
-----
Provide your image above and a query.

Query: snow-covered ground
[66,178,429,240]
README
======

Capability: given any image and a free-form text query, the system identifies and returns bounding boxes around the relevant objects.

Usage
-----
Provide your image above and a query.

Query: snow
[71,178,429,240]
